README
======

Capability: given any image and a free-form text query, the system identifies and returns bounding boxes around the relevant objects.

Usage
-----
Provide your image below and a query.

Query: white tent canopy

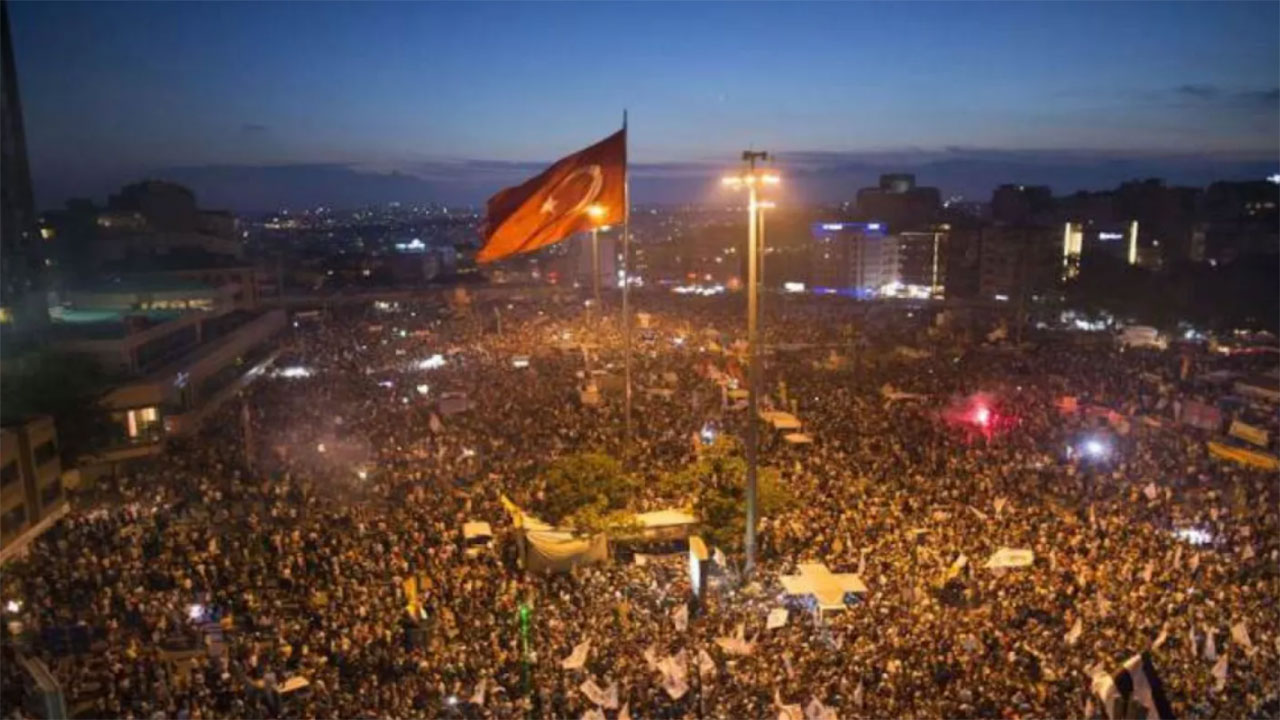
[760,411,802,431]
[984,548,1035,569]
[780,563,868,611]
[463,521,492,540]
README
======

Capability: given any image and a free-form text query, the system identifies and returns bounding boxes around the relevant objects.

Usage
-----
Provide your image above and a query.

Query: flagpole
[622,110,633,465]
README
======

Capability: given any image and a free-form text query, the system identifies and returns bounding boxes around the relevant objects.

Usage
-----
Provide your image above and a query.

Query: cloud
[139,146,1276,212]
[1175,84,1221,100]
[1169,84,1278,111]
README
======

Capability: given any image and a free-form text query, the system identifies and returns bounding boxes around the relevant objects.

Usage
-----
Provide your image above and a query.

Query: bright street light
[722,152,779,576]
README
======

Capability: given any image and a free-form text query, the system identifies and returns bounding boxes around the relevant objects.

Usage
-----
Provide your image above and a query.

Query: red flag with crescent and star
[477,128,626,264]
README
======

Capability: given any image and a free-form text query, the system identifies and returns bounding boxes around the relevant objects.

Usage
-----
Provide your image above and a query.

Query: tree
[0,351,115,464]
[538,453,638,533]
[661,437,792,553]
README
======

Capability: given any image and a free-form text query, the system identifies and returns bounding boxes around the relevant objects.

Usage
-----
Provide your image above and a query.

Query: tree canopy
[660,436,792,553]
[538,452,638,533]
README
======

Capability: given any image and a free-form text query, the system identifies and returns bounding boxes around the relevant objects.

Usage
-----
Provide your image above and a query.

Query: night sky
[10,1,1279,211]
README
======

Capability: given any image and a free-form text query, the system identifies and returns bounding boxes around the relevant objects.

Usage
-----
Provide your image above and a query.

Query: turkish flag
[477,129,626,264]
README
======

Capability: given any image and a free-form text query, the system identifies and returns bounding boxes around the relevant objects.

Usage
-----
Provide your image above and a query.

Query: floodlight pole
[742,149,768,576]
[591,226,601,317]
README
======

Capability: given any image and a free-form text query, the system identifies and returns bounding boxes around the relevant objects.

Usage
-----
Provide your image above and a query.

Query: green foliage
[539,453,637,532]
[662,436,792,553]
[1065,252,1279,332]
[0,350,114,464]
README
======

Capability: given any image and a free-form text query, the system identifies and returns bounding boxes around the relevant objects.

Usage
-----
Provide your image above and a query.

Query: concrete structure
[853,174,941,231]
[0,2,46,330]
[810,222,946,298]
[1,416,66,555]
[81,308,286,462]
[975,225,1061,302]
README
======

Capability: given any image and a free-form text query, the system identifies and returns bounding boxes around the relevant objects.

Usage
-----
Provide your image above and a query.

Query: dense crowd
[2,291,1277,720]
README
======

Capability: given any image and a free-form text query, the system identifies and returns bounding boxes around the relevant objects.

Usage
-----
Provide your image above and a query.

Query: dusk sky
[10,1,1279,211]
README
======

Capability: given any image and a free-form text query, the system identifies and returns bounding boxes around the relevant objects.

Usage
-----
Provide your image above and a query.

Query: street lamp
[722,152,779,576]
[586,204,607,315]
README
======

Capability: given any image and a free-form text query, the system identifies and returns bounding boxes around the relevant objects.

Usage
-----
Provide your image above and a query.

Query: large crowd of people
[2,290,1277,720]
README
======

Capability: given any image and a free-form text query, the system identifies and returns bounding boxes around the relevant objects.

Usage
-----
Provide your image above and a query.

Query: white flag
[1204,627,1218,661]
[993,497,1008,516]
[469,678,487,706]
[776,689,804,720]
[767,608,789,630]
[673,604,689,632]
[1153,623,1169,651]
[1189,624,1200,659]
[1065,617,1083,646]
[1241,543,1255,561]
[429,413,444,433]
[1189,552,1200,571]
[580,679,608,707]
[1173,544,1183,570]
[715,636,754,656]
[561,640,591,670]
[853,681,864,709]
[1096,591,1111,619]
[698,648,716,678]
[1211,652,1228,693]
[1230,621,1253,652]
[662,672,689,700]
[806,698,838,720]
[1141,561,1154,583]
[643,645,659,672]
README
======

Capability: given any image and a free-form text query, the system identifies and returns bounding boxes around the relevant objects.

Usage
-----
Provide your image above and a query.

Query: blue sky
[10,1,1279,209]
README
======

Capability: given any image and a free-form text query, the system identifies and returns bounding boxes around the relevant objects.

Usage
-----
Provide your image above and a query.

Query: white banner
[767,608,789,630]
[561,640,591,670]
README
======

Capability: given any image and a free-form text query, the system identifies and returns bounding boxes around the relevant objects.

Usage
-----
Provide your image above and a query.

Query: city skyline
[9,1,1279,211]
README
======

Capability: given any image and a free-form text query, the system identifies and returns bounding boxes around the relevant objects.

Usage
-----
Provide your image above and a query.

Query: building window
[32,440,58,468]
[1,461,19,490]
[40,478,62,508]
[1,504,27,536]
[110,406,163,446]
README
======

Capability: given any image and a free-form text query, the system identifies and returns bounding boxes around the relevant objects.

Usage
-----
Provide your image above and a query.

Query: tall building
[853,174,941,231]
[809,222,946,298]
[1196,180,1279,263]
[0,1,46,329]
[810,222,888,293]
[1,416,64,556]
[976,225,1061,302]
[991,184,1054,225]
